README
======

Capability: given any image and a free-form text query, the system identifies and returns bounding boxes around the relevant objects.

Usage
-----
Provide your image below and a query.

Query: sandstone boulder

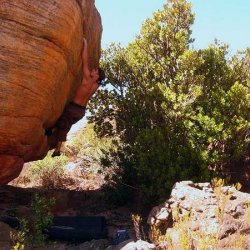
[0,0,102,184]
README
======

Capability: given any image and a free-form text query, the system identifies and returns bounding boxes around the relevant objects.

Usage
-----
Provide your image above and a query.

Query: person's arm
[82,38,90,79]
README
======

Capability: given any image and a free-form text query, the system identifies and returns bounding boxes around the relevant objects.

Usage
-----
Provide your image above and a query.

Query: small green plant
[149,225,162,246]
[193,228,219,250]
[29,193,55,247]
[11,219,29,250]
[132,214,146,240]
[174,210,193,250]
[212,178,242,224]
[11,193,55,249]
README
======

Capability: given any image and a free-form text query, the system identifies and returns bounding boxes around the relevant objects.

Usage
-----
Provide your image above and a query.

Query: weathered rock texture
[0,0,102,184]
[148,181,250,249]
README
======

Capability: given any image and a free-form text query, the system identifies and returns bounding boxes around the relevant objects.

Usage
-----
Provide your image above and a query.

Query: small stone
[157,208,170,220]
[196,182,211,188]
[229,194,237,200]
[195,207,204,213]
[136,240,156,250]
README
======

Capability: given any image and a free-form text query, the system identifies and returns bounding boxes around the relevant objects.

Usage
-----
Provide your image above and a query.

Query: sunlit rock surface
[148,181,250,249]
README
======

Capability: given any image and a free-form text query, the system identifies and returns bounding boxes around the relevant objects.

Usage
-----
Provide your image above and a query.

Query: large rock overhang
[0,0,102,184]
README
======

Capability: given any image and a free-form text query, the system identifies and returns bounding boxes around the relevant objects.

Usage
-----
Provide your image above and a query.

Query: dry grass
[10,153,70,189]
[149,178,250,250]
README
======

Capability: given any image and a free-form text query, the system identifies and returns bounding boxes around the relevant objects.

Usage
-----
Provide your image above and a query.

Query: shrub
[28,153,69,189]
[67,123,113,160]
[11,194,55,249]
[89,0,249,204]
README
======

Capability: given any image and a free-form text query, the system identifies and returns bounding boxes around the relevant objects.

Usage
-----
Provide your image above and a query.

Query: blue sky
[70,0,249,135]
[95,0,250,53]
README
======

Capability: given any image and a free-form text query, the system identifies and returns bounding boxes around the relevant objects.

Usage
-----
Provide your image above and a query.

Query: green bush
[67,123,113,160]
[28,153,69,189]
[89,0,249,204]
[11,194,55,249]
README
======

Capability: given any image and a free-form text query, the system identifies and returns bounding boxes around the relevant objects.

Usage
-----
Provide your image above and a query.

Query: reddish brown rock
[0,0,102,184]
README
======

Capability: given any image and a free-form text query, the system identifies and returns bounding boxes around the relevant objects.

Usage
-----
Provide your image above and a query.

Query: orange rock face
[0,0,102,184]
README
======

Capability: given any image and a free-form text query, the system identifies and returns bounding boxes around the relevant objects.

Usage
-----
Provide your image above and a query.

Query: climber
[46,38,105,157]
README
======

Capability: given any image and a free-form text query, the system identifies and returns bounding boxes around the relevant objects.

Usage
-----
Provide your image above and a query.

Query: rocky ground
[148,181,250,249]
[0,155,149,250]
[1,151,250,249]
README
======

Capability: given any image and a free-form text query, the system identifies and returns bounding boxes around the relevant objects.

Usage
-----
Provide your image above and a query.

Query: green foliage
[196,45,250,167]
[67,123,113,161]
[89,0,249,204]
[30,194,55,245]
[11,219,29,250]
[28,153,69,189]
[11,194,55,249]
